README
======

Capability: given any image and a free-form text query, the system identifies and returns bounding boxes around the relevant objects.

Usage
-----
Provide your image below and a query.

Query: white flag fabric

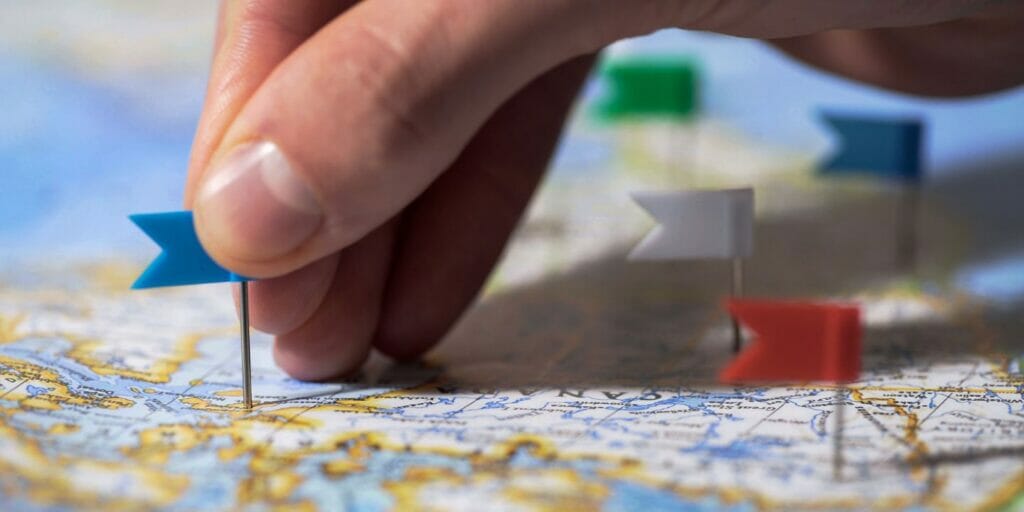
[629,188,754,260]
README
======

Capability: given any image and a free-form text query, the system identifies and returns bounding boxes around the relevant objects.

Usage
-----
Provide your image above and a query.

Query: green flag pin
[594,56,699,121]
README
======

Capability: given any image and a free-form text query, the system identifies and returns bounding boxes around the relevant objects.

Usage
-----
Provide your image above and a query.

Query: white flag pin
[628,188,753,261]
[629,187,755,353]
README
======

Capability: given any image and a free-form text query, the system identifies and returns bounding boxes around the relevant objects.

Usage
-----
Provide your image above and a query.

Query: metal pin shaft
[833,386,845,480]
[896,184,919,272]
[240,281,253,409]
[730,257,744,354]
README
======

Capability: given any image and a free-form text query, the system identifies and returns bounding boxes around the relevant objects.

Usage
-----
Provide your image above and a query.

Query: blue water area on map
[164,437,251,510]
[809,410,829,438]
[23,385,51,397]
[604,481,754,512]
[708,437,792,460]
[622,393,740,413]
[319,449,473,511]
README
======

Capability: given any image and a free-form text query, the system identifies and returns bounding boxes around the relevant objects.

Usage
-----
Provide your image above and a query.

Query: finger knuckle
[238,0,318,40]
[340,20,435,149]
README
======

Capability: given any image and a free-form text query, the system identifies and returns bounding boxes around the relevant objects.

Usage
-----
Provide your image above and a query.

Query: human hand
[185,0,1022,380]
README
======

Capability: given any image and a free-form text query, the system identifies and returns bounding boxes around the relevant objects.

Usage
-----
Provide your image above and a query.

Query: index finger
[184,0,352,207]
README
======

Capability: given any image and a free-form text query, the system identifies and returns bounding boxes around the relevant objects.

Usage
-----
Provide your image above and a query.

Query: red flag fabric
[720,299,861,384]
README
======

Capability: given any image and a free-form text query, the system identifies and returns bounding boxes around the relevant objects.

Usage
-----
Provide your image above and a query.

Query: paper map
[3,3,1024,508]
[4,150,1024,510]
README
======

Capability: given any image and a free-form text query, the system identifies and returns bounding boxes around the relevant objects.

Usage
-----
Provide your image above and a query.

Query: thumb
[192,0,633,278]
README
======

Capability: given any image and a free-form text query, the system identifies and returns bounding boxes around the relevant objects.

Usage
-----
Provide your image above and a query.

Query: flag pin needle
[833,386,846,480]
[730,257,744,353]
[129,210,256,409]
[239,281,253,409]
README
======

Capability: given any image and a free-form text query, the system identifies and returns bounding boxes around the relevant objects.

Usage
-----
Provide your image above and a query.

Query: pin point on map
[819,112,924,271]
[629,188,754,353]
[719,298,862,480]
[130,211,255,409]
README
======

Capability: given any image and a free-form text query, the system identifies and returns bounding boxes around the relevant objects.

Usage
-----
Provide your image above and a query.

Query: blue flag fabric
[130,211,248,289]
[820,113,923,183]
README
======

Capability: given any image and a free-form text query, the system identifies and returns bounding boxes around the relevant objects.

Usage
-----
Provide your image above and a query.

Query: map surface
[4,2,1024,510]
[5,150,1024,511]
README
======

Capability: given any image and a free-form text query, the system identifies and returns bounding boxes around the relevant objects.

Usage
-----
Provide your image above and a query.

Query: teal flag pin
[818,111,926,271]
[131,210,254,408]
[820,112,923,182]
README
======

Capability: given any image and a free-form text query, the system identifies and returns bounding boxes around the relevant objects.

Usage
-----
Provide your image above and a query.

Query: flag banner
[594,56,699,121]
[130,211,249,289]
[629,188,753,261]
[820,112,923,182]
[720,299,861,384]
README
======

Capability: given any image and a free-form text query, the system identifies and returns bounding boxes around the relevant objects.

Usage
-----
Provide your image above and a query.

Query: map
[4,2,1024,510]
[4,146,1024,510]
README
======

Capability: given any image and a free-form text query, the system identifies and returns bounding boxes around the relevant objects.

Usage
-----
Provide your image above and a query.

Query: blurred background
[2,1,1024,302]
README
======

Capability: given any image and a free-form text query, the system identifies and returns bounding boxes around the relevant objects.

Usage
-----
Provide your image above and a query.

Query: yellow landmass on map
[0,423,188,510]
[77,261,141,292]
[386,465,610,512]
[0,355,133,410]
[0,313,23,344]
[66,332,206,384]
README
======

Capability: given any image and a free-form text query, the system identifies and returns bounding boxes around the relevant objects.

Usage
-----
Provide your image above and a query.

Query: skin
[184,0,1024,381]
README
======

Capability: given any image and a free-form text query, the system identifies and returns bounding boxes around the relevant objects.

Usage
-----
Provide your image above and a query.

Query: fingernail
[195,141,321,262]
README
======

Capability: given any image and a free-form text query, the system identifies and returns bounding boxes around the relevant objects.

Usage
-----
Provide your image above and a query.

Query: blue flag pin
[130,211,249,289]
[818,111,926,270]
[820,112,923,182]
[131,210,255,408]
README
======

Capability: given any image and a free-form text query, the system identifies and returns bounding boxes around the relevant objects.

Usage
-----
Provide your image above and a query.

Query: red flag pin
[719,298,862,480]
[719,299,860,384]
